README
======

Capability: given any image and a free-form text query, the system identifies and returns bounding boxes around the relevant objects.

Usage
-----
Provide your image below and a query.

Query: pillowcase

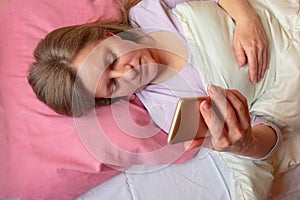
[173,0,300,175]
[173,0,300,196]
[0,0,197,199]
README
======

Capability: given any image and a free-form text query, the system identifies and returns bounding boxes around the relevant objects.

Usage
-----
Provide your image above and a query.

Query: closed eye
[107,52,117,69]
[109,78,119,96]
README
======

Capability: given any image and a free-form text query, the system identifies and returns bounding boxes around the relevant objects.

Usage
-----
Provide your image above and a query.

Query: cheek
[116,42,141,57]
[94,78,107,98]
[112,81,138,98]
[142,63,159,83]
[149,66,158,81]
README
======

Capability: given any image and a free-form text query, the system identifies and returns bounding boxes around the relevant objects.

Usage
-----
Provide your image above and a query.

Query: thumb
[199,100,212,126]
[184,138,205,150]
[199,100,221,145]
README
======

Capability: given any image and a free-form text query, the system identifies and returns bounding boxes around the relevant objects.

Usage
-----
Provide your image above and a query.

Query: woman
[28,0,279,160]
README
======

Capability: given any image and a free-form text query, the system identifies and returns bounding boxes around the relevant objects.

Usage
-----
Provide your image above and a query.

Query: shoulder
[129,0,178,31]
[130,0,167,19]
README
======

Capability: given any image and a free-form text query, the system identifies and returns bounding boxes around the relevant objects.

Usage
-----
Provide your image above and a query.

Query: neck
[149,48,187,84]
[137,30,189,84]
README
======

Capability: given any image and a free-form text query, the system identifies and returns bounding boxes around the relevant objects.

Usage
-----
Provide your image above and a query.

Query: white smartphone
[167,96,210,145]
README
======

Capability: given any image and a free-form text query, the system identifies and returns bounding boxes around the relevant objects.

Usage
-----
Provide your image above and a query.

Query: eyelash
[110,79,119,94]
[109,53,117,68]
[108,53,118,94]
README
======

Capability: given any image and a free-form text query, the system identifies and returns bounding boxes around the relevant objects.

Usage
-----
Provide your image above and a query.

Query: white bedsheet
[77,149,231,200]
[272,163,300,199]
[78,151,300,200]
[78,148,276,200]
[78,0,300,199]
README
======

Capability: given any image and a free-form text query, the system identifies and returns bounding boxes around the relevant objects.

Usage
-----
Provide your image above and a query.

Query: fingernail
[209,85,217,94]
[206,84,211,93]
[201,101,211,111]
[260,72,265,80]
[184,141,192,150]
[238,60,243,67]
[251,76,257,84]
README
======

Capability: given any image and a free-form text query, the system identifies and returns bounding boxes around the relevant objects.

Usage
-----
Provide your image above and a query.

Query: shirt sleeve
[129,0,183,33]
[161,0,219,9]
[129,0,218,31]
[250,115,283,160]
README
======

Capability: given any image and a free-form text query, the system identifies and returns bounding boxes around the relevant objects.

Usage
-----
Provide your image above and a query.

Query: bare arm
[218,0,257,22]
[218,0,270,84]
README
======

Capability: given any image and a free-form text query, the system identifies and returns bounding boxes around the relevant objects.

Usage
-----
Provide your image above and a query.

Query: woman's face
[73,33,159,98]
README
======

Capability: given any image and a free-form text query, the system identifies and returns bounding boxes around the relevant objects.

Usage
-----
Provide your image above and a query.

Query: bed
[0,0,299,199]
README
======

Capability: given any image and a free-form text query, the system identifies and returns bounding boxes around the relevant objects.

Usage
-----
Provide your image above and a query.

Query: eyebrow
[105,81,112,98]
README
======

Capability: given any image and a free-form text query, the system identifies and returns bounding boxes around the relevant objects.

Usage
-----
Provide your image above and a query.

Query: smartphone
[167,96,210,145]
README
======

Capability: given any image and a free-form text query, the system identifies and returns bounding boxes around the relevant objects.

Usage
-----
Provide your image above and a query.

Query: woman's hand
[234,14,270,84]
[185,85,257,155]
[218,0,270,84]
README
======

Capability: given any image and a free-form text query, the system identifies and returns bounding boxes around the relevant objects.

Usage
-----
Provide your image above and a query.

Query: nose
[110,64,137,82]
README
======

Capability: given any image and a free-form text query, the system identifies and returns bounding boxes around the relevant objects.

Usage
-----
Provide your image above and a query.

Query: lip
[138,57,143,83]
[138,65,143,83]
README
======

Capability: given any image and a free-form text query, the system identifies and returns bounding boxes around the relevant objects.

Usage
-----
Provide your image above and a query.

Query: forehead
[73,41,103,70]
[73,40,109,95]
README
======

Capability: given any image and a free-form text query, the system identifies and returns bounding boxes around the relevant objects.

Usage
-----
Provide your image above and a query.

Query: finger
[228,90,248,104]
[266,44,270,70]
[234,41,247,67]
[226,91,250,130]
[208,85,238,128]
[228,89,249,111]
[206,86,239,149]
[245,45,259,83]
[184,138,205,150]
[208,86,249,148]
[257,47,264,82]
[199,100,228,149]
[260,44,270,80]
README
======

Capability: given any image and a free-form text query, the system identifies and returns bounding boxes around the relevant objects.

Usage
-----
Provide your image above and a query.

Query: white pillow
[173,0,300,190]
[173,1,299,131]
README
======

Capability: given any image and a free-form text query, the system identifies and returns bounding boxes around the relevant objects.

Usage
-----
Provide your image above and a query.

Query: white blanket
[173,0,300,175]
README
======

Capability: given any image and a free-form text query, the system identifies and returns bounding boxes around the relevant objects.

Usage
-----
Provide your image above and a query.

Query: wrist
[243,125,277,159]
[218,0,258,23]
[235,9,260,25]
[239,130,259,158]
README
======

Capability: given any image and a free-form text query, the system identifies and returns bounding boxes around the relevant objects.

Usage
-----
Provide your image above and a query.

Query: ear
[104,31,115,37]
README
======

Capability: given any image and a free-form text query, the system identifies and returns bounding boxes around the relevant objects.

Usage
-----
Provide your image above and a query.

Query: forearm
[218,0,259,24]
[242,125,277,159]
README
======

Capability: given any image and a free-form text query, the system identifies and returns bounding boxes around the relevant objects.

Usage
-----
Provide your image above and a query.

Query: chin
[135,84,148,93]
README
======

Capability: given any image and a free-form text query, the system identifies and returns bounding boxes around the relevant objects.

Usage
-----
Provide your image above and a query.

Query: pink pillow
[0,0,197,199]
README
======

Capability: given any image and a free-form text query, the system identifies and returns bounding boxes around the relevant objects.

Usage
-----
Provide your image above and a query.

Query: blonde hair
[28,0,141,117]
